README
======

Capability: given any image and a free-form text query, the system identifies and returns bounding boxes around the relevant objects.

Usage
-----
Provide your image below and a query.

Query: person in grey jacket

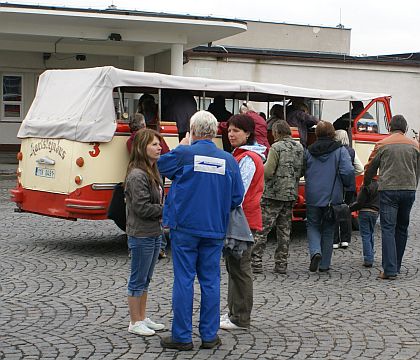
[125,129,166,337]
[304,121,354,273]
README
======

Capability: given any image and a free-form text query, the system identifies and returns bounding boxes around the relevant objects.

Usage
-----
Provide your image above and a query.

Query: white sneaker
[128,321,155,336]
[220,313,229,323]
[220,318,247,330]
[341,242,349,248]
[333,244,339,249]
[143,317,165,331]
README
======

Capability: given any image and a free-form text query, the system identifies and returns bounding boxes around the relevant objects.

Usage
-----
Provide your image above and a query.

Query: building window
[1,74,23,120]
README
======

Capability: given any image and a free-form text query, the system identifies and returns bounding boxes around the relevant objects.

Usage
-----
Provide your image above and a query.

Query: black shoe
[273,265,287,274]
[158,250,167,259]
[160,336,193,351]
[200,335,222,349]
[319,268,329,273]
[363,262,373,268]
[309,253,322,272]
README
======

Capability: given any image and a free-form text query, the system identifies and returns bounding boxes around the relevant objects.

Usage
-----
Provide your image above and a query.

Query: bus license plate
[35,167,55,179]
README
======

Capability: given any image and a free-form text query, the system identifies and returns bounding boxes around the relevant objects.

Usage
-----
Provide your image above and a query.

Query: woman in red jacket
[220,114,266,331]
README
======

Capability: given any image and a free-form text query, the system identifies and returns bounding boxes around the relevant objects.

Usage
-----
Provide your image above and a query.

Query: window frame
[1,73,24,121]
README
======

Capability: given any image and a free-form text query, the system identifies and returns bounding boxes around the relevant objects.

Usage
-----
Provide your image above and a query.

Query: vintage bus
[10,66,392,222]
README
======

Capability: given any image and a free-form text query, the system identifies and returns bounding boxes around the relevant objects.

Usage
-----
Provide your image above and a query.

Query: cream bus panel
[353,140,376,167]
[68,136,129,193]
[20,138,74,194]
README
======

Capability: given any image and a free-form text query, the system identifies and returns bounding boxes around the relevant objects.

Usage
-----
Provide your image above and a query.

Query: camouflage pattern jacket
[263,136,305,201]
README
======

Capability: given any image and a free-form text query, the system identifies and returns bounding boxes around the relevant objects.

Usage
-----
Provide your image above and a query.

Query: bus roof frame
[18,66,391,143]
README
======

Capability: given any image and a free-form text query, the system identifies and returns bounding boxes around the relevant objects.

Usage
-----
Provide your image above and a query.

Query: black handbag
[107,182,126,231]
[323,155,350,223]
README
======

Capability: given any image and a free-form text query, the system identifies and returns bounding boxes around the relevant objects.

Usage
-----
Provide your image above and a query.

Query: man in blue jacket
[158,110,244,351]
[304,121,354,273]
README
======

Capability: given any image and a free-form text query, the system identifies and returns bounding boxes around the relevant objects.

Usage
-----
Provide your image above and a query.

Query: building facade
[1,3,419,154]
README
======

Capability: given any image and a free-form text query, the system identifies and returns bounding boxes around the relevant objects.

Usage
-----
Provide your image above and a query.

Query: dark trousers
[333,191,354,244]
[225,246,253,328]
[379,190,416,276]
[178,132,187,142]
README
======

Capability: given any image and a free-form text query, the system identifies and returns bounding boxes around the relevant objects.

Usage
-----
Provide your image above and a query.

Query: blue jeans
[160,230,167,251]
[306,205,335,270]
[379,190,416,276]
[170,229,223,343]
[127,235,161,297]
[358,210,379,265]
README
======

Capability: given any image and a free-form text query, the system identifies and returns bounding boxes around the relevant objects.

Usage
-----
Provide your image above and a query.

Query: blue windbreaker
[158,139,245,239]
[305,139,354,207]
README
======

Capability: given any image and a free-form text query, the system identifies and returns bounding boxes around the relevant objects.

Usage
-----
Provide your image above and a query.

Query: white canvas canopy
[18,66,391,143]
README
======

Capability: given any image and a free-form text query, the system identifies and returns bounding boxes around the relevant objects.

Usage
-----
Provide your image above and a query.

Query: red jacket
[246,111,270,156]
[233,148,264,231]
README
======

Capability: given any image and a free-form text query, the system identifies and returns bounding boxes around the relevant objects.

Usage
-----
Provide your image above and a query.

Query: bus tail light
[75,175,83,185]
[16,168,22,177]
[17,152,23,161]
[76,157,84,167]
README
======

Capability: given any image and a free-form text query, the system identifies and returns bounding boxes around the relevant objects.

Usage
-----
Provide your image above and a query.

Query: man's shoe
[143,317,165,331]
[319,268,329,273]
[340,242,349,248]
[378,271,397,280]
[158,250,167,259]
[160,336,193,351]
[128,321,155,336]
[220,318,248,330]
[309,253,322,272]
[333,244,339,249]
[200,335,222,349]
[273,265,287,274]
[363,262,373,268]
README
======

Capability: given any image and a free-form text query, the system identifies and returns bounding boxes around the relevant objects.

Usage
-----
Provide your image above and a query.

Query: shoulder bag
[323,152,351,223]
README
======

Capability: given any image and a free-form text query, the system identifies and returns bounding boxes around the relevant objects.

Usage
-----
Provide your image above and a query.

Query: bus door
[352,98,391,166]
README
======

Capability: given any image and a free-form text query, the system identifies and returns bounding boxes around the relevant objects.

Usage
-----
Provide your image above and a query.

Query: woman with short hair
[304,121,354,273]
[220,114,266,330]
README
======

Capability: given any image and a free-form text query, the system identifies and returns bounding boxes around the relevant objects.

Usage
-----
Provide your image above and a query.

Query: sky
[7,0,420,56]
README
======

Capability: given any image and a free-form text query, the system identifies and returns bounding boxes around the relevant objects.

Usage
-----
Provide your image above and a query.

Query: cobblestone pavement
[1,177,420,360]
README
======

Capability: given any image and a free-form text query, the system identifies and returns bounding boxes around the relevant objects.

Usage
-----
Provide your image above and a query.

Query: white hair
[335,129,350,146]
[240,102,255,114]
[190,110,218,138]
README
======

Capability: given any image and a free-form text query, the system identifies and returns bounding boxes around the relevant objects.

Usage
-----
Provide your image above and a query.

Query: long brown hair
[126,129,163,189]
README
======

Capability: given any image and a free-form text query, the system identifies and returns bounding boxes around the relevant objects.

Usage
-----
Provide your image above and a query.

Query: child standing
[350,179,379,267]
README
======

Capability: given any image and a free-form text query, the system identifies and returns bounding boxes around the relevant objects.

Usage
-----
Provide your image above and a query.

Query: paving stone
[1,178,420,359]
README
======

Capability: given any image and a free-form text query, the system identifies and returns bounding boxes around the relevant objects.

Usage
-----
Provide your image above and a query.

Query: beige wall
[214,21,351,55]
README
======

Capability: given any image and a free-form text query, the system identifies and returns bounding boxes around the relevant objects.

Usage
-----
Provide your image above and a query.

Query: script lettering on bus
[29,139,66,160]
